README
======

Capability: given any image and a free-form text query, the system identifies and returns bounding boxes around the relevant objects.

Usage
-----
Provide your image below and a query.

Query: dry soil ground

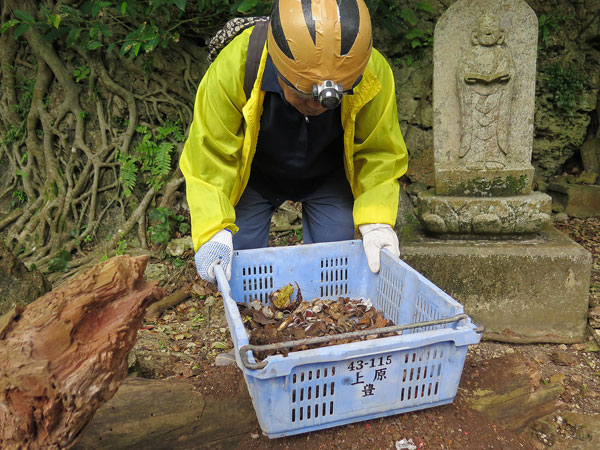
[126,216,600,450]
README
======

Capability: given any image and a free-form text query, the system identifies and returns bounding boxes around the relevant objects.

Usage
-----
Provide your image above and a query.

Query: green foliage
[11,76,35,119]
[366,1,436,64]
[118,153,139,196]
[47,250,72,273]
[538,10,570,49]
[543,63,585,116]
[156,122,185,141]
[73,64,91,83]
[10,190,27,209]
[112,116,129,128]
[1,1,273,62]
[193,313,205,322]
[231,0,272,14]
[115,238,128,255]
[147,206,188,245]
[403,26,434,65]
[2,124,25,146]
[120,20,167,58]
[137,126,172,190]
[178,221,190,235]
[71,225,93,247]
[118,121,184,196]
[173,257,185,268]
[3,1,434,64]
[2,69,37,149]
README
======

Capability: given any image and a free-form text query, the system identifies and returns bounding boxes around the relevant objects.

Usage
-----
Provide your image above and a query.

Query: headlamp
[276,70,361,110]
[312,80,344,109]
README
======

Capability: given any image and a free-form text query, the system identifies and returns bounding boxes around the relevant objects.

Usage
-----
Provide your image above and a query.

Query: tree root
[0,1,204,272]
[145,286,190,321]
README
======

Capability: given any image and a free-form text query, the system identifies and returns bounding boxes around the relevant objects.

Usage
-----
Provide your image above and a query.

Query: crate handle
[239,313,470,370]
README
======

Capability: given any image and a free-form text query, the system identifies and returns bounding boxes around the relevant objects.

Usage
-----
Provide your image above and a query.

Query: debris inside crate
[237,283,397,359]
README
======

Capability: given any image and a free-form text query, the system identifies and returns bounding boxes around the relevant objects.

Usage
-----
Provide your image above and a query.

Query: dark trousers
[233,172,355,250]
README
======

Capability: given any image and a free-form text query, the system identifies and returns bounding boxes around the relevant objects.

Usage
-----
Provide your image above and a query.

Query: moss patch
[451,175,529,197]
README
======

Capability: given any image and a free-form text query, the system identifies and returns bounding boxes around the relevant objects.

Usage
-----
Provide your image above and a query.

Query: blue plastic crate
[215,240,481,438]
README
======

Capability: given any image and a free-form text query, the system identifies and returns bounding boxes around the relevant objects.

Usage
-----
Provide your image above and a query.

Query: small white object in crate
[215,240,481,438]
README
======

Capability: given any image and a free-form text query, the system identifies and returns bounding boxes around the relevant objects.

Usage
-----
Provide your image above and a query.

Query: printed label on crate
[338,354,400,411]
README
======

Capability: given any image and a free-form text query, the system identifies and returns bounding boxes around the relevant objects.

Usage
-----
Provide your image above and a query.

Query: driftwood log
[0,255,164,450]
[72,377,257,450]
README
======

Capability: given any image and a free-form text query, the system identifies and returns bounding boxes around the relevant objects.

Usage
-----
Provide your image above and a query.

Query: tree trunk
[0,255,164,450]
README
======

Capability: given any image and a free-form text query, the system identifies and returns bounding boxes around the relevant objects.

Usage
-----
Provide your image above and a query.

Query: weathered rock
[405,182,429,196]
[0,240,51,316]
[396,64,433,127]
[392,54,435,187]
[165,236,193,257]
[144,262,169,281]
[381,0,600,184]
[531,414,558,442]
[553,212,569,222]
[395,188,422,244]
[576,170,598,185]
[402,125,434,187]
[73,377,256,450]
[589,306,600,328]
[551,349,577,366]
[552,413,600,450]
[580,137,600,178]
[271,201,301,228]
[533,110,591,178]
[463,352,563,432]
[546,182,600,218]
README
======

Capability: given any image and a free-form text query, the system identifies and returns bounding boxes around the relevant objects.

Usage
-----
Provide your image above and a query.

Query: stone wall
[382,0,600,185]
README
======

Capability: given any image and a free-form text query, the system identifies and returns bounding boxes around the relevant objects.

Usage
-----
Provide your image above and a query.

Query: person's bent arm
[180,34,249,252]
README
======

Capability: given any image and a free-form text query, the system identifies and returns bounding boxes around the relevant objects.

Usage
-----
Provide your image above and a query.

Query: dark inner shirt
[248,55,344,207]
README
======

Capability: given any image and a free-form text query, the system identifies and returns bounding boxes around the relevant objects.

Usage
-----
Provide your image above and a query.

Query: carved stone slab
[416,191,551,235]
[433,0,538,196]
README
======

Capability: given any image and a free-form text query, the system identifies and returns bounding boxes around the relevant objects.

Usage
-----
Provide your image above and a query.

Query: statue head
[472,15,505,47]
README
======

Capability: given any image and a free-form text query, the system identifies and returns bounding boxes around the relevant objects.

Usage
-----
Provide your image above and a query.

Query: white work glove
[359,223,400,273]
[194,229,233,283]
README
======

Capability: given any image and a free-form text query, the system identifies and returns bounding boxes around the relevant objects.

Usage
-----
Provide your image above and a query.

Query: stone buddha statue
[457,14,514,170]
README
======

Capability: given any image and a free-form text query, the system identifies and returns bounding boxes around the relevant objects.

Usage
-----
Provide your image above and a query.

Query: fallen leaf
[174,333,191,340]
[585,340,600,352]
[191,281,210,296]
[374,314,389,328]
[212,342,228,349]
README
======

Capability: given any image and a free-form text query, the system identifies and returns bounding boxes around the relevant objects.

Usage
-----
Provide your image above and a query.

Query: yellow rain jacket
[180,27,408,251]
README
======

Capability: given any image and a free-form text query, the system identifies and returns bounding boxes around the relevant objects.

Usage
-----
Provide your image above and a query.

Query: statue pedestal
[416,191,552,235]
[401,225,591,343]
[435,167,534,196]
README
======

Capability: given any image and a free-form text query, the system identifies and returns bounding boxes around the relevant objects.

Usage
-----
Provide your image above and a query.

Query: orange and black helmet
[268,0,372,95]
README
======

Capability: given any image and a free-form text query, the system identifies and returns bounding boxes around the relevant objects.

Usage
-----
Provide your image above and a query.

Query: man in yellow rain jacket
[181,0,408,283]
